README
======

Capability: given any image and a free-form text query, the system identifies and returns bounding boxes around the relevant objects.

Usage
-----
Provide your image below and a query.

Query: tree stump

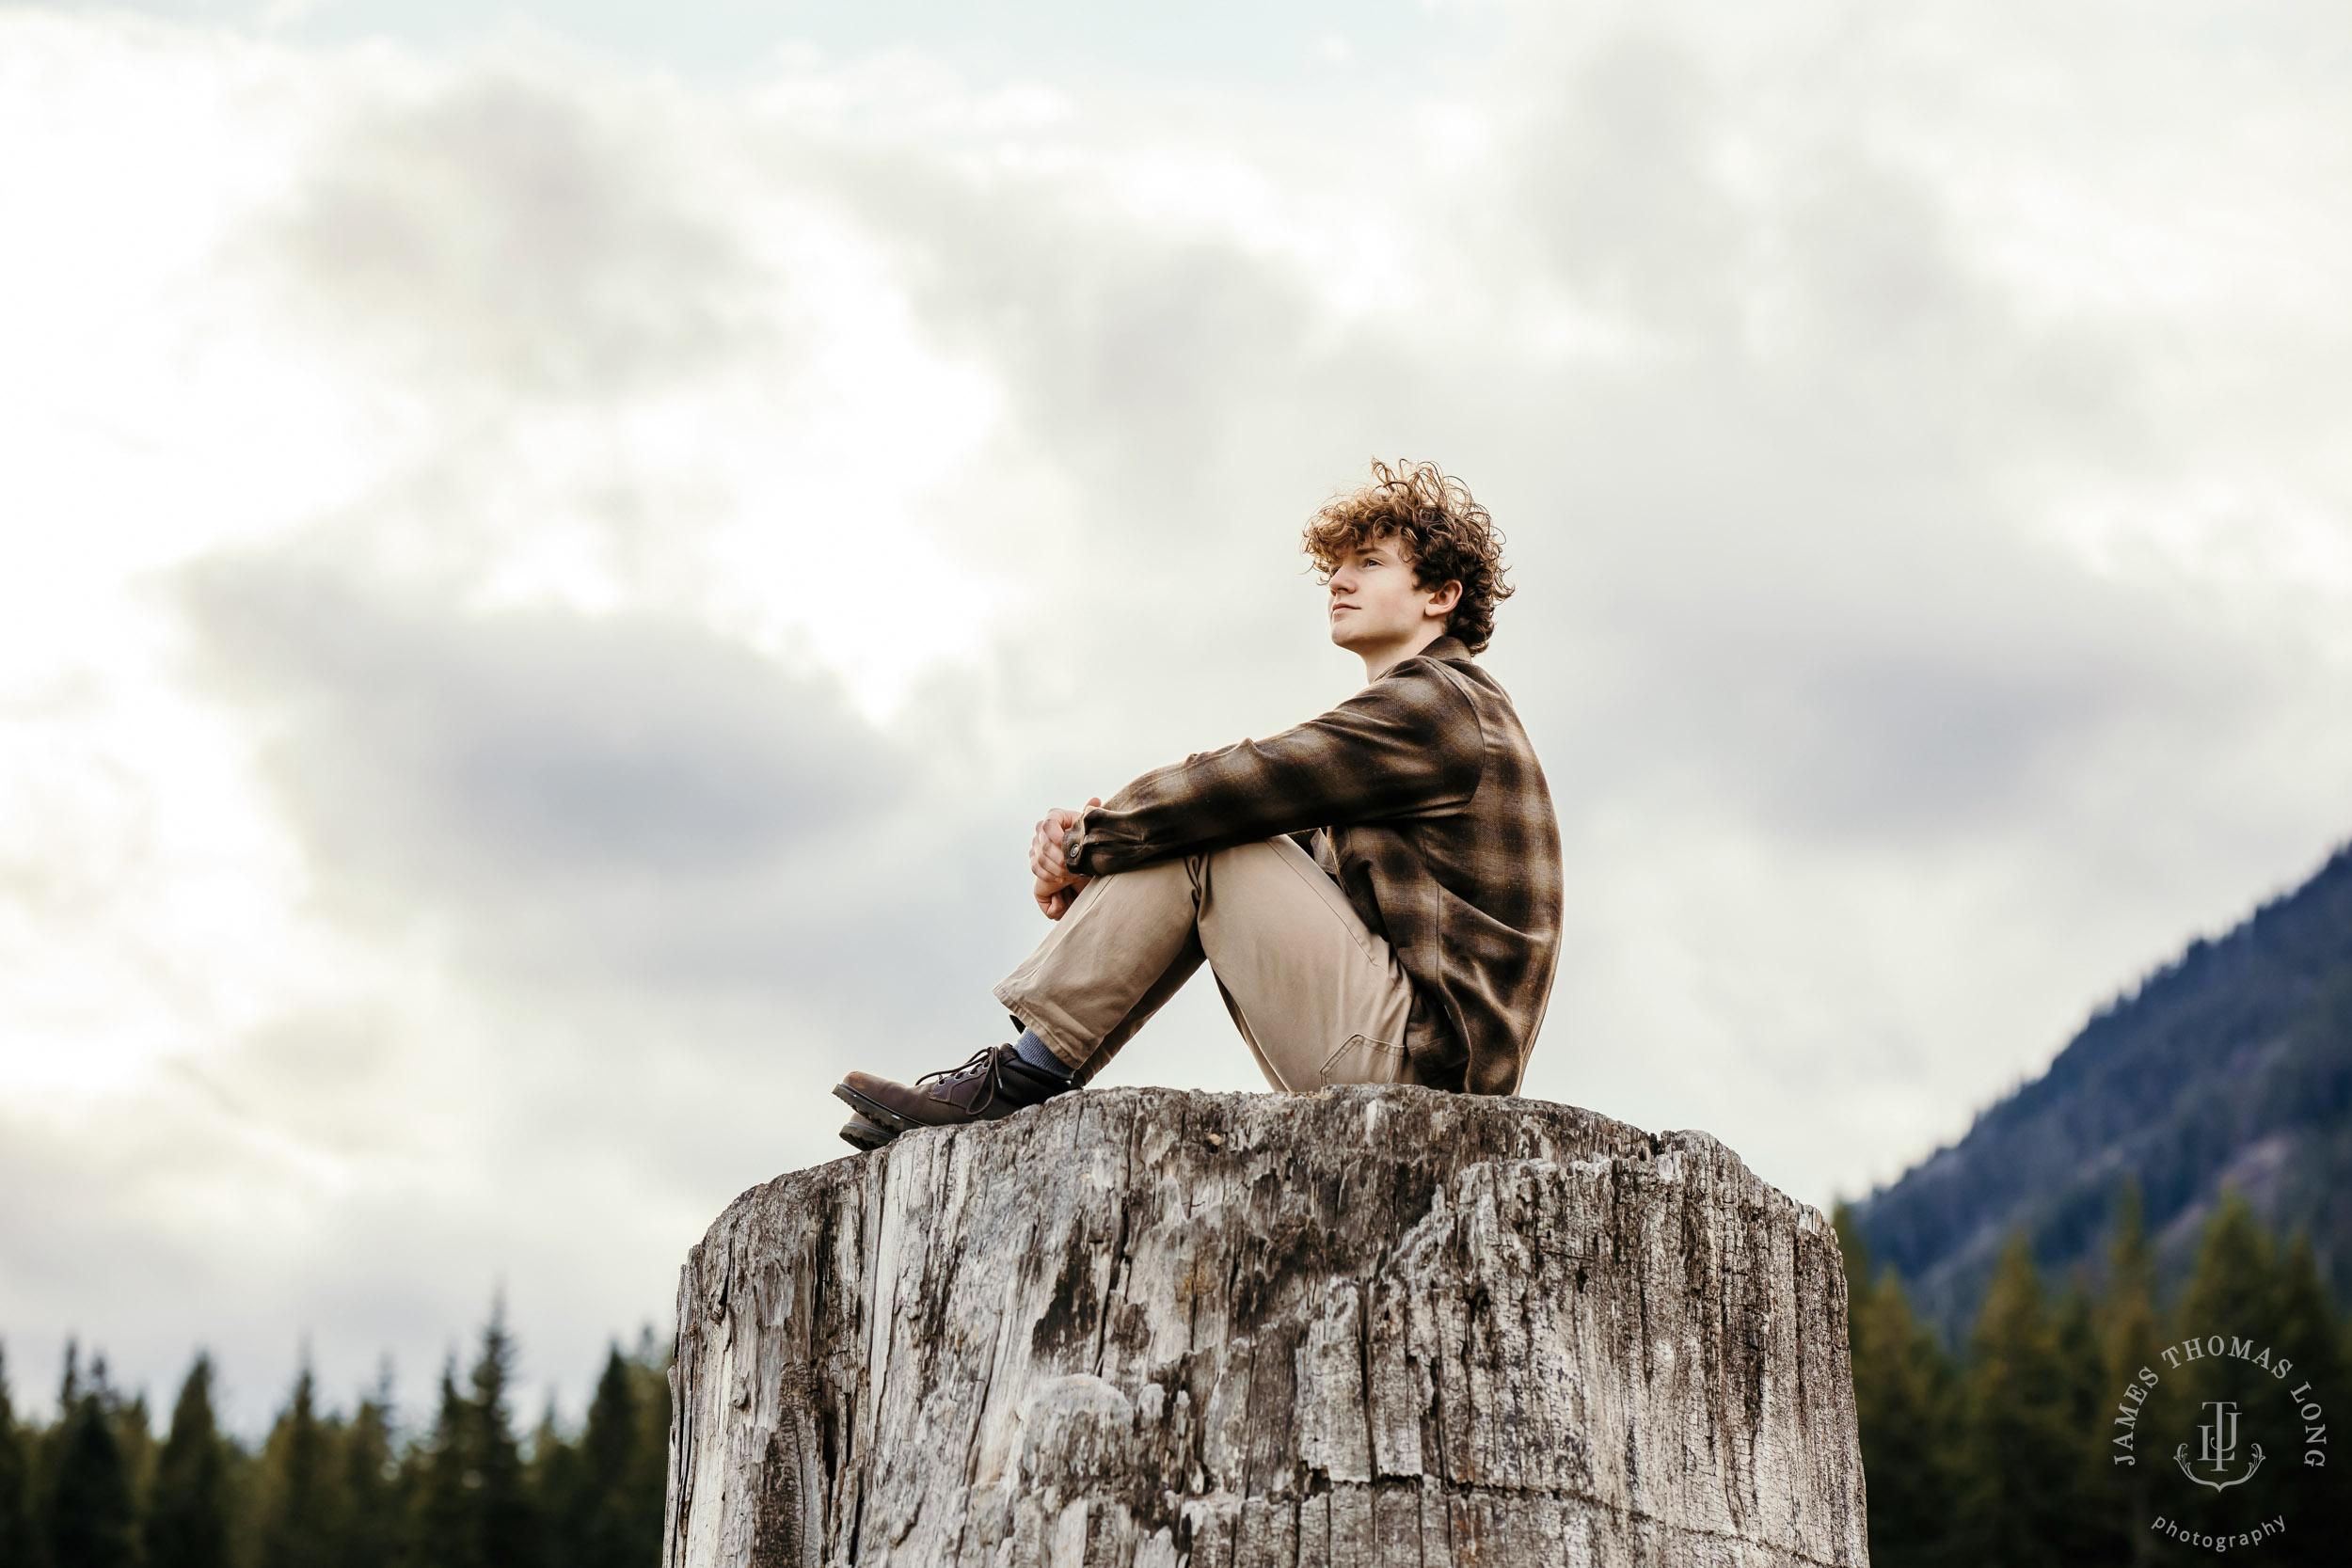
[663,1086,1867,1567]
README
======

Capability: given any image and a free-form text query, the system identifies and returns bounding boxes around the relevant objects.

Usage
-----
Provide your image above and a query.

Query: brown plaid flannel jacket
[1065,635,1562,1095]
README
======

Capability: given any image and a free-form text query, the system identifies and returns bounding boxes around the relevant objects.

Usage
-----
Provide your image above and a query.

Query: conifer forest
[1839,1189,2349,1565]
[0,1314,666,1568]
[3,1190,2346,1564]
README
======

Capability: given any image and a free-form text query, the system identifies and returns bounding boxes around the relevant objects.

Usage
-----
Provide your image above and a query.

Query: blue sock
[1011,1027,1076,1082]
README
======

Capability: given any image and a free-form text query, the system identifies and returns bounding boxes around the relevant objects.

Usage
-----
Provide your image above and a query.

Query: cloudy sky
[4,0,2349,1428]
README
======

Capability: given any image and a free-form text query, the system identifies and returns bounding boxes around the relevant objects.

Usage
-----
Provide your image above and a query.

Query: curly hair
[1301,460,1514,655]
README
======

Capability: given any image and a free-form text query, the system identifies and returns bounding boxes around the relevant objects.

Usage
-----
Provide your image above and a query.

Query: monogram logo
[2176,1399,2265,1492]
[2123,1328,2330,1554]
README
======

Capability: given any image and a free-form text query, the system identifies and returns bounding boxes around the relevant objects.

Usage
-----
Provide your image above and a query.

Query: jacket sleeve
[1068,658,1486,876]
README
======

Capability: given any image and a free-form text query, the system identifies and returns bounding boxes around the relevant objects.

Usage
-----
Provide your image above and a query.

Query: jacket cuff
[1063,822,1088,877]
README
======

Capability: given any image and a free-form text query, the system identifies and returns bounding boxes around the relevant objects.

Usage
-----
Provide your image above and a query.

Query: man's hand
[1030,797,1103,920]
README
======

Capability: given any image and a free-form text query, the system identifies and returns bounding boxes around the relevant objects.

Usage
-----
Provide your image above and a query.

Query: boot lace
[916,1046,1006,1115]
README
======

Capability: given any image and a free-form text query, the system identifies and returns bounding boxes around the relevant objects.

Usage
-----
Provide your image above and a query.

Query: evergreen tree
[582,1349,638,1568]
[2163,1194,2294,1541]
[527,1398,586,1568]
[2267,1234,2347,1566]
[411,1364,477,1568]
[466,1310,536,1568]
[2176,1191,2277,1330]
[1854,1271,1960,1567]
[44,1353,138,1568]
[146,1354,231,1568]
[410,1307,539,1568]
[1953,1236,2077,1568]
[2086,1182,2161,1567]
[2048,1280,2111,1564]
[624,1327,673,1552]
[1836,1208,1960,1568]
[0,1346,36,1568]
[577,1343,667,1568]
[257,1364,336,1568]
[104,1377,155,1544]
[333,1375,400,1568]
[36,1340,87,1566]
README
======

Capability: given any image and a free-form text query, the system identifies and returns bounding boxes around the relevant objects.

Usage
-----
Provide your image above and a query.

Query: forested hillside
[0,1310,666,1568]
[1851,841,2352,1338]
[1836,1191,2349,1566]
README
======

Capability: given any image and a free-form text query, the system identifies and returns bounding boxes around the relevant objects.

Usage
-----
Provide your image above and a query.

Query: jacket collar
[1421,634,1472,664]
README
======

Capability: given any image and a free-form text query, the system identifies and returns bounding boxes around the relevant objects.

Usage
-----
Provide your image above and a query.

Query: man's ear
[1425,579,1463,620]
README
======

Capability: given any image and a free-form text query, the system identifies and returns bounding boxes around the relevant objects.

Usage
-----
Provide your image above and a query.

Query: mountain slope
[1851,842,2352,1338]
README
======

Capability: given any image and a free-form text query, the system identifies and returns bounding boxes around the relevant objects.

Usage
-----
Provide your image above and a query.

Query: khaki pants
[993,837,1416,1092]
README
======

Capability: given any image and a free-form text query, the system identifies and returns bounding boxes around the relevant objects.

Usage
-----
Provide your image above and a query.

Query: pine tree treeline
[20,1194,2344,1563]
[1837,1187,2352,1566]
[0,1311,668,1568]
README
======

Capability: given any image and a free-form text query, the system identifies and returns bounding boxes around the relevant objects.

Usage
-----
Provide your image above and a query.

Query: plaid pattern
[1066,636,1563,1095]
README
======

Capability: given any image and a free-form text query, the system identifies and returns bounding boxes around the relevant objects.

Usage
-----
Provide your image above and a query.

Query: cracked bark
[664,1085,1868,1568]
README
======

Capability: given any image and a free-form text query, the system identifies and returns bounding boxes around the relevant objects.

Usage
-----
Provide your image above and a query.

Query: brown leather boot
[833,1045,1072,1148]
[837,1113,893,1152]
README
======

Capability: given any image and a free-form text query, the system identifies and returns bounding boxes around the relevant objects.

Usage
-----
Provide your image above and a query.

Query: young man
[834,460,1562,1148]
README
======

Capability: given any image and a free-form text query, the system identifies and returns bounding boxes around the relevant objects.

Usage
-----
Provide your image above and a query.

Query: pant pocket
[1319,1034,1406,1087]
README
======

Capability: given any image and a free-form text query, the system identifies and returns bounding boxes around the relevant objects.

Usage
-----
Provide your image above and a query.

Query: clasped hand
[1029,797,1102,920]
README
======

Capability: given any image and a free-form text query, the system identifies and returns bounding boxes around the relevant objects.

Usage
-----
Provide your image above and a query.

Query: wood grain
[665,1085,1868,1567]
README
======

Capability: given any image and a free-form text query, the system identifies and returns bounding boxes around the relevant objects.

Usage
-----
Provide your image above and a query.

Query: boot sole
[837,1116,895,1152]
[833,1083,924,1135]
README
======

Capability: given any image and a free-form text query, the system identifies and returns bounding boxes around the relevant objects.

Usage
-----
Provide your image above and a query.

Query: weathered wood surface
[665,1086,1867,1568]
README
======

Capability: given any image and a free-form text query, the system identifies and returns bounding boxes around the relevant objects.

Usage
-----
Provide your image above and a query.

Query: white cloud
[3,1,2351,1424]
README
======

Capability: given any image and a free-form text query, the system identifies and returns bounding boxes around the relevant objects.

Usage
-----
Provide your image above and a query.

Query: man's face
[1326,532,1447,653]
